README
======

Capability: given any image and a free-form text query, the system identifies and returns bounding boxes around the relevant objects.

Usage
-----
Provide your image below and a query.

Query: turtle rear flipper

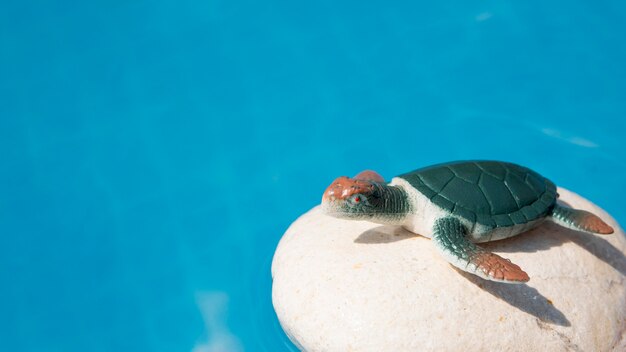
[549,204,614,234]
[432,217,530,283]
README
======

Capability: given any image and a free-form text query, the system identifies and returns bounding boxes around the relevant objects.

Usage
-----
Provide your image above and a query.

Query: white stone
[272,188,626,351]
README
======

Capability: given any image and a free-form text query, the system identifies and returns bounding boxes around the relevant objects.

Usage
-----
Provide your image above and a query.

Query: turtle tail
[549,204,614,234]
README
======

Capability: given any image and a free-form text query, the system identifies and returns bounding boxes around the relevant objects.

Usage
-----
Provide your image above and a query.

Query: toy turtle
[321,160,614,283]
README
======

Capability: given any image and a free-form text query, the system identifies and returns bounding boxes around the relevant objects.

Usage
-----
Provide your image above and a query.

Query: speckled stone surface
[272,188,626,352]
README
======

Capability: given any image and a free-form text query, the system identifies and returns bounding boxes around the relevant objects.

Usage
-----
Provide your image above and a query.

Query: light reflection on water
[193,292,243,352]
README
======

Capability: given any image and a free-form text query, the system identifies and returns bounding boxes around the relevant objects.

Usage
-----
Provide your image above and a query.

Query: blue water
[1,1,625,351]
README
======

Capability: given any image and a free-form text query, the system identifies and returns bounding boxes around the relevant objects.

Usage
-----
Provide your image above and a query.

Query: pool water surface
[0,1,625,351]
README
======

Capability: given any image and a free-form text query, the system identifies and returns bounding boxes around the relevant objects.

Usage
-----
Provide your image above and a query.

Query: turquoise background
[1,1,624,351]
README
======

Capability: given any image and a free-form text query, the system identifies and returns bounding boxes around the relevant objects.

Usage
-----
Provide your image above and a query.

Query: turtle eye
[350,194,363,204]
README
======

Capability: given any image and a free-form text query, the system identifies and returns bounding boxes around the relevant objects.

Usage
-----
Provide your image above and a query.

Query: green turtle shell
[398,161,558,229]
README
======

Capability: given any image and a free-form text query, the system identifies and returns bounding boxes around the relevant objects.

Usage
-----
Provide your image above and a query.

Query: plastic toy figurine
[321,160,613,283]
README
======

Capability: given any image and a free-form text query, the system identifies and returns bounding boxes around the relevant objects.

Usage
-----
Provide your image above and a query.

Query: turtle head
[321,170,393,222]
[321,176,384,220]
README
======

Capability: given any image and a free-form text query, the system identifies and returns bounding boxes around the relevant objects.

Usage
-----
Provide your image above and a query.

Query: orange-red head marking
[322,176,378,203]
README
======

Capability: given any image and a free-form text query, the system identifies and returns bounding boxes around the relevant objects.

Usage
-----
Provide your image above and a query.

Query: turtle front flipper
[549,204,614,234]
[432,217,530,283]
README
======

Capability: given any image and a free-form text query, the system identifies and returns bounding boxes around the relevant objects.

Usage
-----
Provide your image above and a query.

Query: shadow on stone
[458,270,571,327]
[492,223,626,276]
[557,199,572,208]
[354,226,420,244]
[486,222,570,253]
[567,230,626,276]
